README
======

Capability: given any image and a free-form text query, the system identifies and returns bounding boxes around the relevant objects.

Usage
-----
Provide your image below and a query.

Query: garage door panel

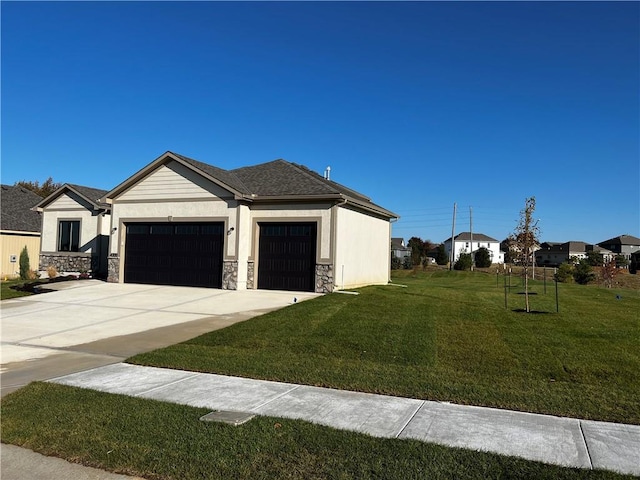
[258,222,316,292]
[124,222,223,288]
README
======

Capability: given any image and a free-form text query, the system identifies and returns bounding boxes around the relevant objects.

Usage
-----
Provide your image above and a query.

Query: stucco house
[443,232,504,265]
[0,185,43,278]
[39,151,397,293]
[34,184,111,277]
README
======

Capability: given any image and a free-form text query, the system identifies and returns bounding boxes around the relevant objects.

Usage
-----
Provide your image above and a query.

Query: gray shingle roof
[538,241,588,254]
[173,153,250,194]
[598,234,640,246]
[448,232,499,242]
[67,184,109,208]
[231,160,358,198]
[170,152,395,218]
[565,241,588,252]
[105,151,396,219]
[0,184,43,232]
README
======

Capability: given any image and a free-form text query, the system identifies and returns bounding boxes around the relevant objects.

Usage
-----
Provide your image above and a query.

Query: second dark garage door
[124,222,224,288]
[258,222,317,292]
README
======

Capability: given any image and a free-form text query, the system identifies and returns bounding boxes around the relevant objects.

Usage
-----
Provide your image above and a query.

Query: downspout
[389,216,399,284]
[333,197,348,290]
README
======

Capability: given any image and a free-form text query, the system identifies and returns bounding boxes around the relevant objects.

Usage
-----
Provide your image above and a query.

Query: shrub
[46,265,58,278]
[474,247,492,268]
[554,263,574,283]
[26,269,40,280]
[454,253,472,271]
[574,260,595,285]
[435,244,449,266]
[615,255,629,269]
[402,256,413,270]
[19,246,30,280]
[585,251,604,266]
[390,254,402,270]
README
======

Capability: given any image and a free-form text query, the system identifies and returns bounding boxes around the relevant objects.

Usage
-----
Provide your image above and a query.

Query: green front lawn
[1,382,632,480]
[129,270,640,424]
[0,278,35,300]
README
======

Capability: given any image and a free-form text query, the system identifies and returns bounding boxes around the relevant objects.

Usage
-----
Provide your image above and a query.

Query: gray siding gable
[37,184,110,211]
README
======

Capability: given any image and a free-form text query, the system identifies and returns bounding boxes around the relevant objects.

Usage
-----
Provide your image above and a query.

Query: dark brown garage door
[124,223,224,288]
[258,222,317,292]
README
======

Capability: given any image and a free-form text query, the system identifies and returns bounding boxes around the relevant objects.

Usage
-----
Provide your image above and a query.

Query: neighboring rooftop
[447,232,499,243]
[391,238,410,250]
[598,234,640,246]
[0,184,43,233]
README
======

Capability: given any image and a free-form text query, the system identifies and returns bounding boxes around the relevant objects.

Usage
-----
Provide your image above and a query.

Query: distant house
[534,241,613,267]
[391,238,411,261]
[0,185,43,278]
[443,232,504,265]
[500,237,540,265]
[585,244,615,263]
[34,184,111,277]
[597,235,640,261]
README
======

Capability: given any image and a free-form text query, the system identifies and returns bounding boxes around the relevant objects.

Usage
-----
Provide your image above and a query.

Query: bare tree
[509,197,540,313]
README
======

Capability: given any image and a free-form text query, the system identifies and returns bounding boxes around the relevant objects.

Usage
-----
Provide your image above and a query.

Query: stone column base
[315,264,334,293]
[107,254,120,283]
[222,261,238,290]
[247,261,255,289]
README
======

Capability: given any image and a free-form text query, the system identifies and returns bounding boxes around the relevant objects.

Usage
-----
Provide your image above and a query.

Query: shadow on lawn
[511,309,553,314]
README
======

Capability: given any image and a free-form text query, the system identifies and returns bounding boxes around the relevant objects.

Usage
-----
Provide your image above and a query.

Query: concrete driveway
[1,280,318,397]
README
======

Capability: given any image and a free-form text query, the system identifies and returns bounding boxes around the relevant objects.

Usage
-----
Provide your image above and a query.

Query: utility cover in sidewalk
[200,411,255,426]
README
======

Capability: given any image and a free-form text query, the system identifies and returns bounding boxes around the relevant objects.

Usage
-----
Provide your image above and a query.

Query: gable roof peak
[36,183,110,211]
[168,151,250,195]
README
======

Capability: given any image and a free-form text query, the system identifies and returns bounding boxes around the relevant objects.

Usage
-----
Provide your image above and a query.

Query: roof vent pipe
[324,166,331,180]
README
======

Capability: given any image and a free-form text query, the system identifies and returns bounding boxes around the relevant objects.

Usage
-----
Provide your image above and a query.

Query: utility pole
[449,202,457,270]
[470,206,474,271]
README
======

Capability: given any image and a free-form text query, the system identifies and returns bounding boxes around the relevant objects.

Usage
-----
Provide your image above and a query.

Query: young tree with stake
[509,197,540,313]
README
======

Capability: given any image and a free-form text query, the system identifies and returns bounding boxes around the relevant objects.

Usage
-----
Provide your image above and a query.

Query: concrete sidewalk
[1,444,143,480]
[48,363,640,476]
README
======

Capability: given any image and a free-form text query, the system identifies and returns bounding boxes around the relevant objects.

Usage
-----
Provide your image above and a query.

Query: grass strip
[129,270,640,424]
[0,278,35,299]
[1,382,634,480]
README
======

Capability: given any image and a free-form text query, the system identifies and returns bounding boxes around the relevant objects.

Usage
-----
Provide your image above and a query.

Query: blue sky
[2,1,638,245]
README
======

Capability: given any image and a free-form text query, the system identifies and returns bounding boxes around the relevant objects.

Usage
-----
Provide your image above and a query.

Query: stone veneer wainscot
[40,253,93,274]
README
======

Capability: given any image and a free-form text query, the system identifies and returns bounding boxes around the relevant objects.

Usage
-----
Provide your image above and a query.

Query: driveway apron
[1,280,317,396]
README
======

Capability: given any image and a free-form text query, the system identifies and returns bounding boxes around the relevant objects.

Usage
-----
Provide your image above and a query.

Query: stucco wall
[40,192,102,254]
[248,203,333,262]
[333,205,391,289]
[109,199,238,258]
[235,203,252,290]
